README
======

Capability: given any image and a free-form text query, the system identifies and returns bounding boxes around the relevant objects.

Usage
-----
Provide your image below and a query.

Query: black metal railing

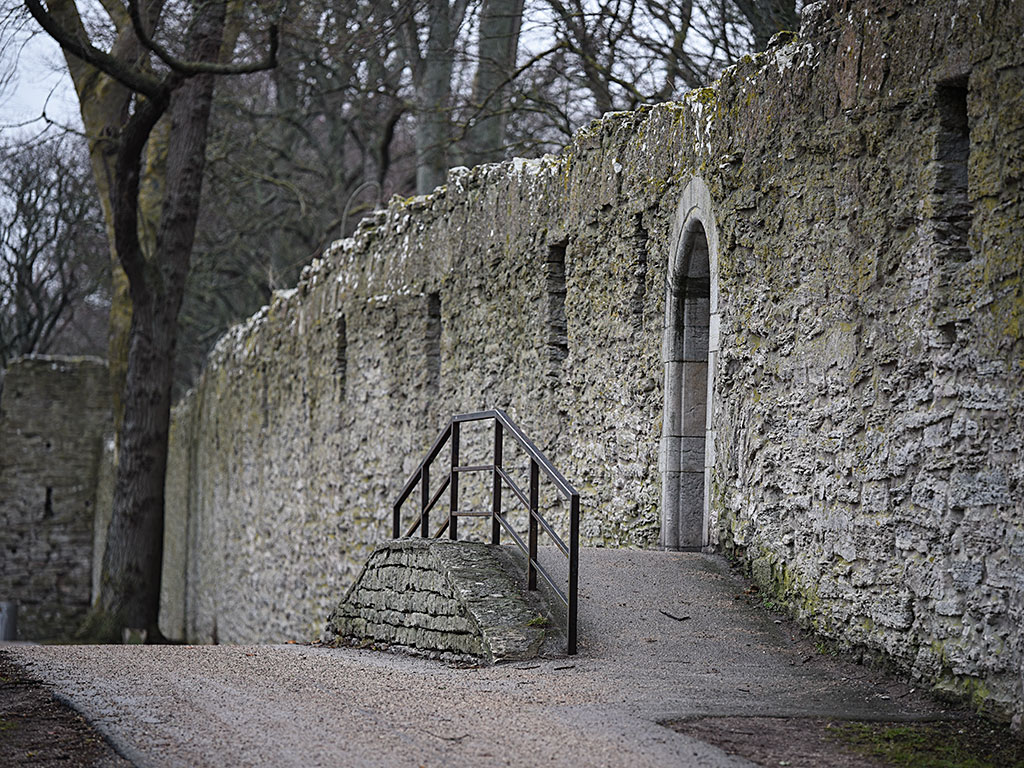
[392,409,581,655]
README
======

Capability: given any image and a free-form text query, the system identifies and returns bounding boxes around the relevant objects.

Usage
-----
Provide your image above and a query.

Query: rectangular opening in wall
[545,242,568,374]
[426,293,441,395]
[934,80,971,254]
[631,214,649,331]
[335,312,347,397]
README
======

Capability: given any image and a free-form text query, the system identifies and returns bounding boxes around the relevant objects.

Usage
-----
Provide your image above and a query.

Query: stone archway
[660,177,720,551]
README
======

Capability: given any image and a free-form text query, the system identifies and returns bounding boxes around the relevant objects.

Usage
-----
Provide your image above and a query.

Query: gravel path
[2,550,955,767]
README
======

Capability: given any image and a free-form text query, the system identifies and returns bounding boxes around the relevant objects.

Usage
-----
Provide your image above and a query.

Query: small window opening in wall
[335,312,348,390]
[631,214,649,331]
[44,486,53,518]
[261,365,269,429]
[426,292,441,394]
[545,242,568,373]
[934,81,971,253]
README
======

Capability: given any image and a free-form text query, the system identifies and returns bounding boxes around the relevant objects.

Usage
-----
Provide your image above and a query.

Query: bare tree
[171,0,415,393]
[0,135,108,367]
[394,0,472,193]
[22,0,279,641]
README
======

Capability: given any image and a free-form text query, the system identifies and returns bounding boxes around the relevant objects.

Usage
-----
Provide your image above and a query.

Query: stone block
[325,540,546,662]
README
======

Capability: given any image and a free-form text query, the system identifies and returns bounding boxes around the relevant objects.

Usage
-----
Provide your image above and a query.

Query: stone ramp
[324,539,547,663]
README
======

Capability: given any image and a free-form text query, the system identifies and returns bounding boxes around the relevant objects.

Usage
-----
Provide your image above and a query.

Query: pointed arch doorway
[661,177,720,551]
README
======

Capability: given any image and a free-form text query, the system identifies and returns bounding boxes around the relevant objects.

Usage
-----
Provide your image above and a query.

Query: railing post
[420,462,430,538]
[392,500,401,539]
[449,421,460,540]
[491,420,503,544]
[528,459,539,590]
[568,493,580,655]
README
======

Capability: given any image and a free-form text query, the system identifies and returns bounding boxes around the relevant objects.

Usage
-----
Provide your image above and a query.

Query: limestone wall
[703,2,1024,720]
[0,356,110,640]
[163,0,1024,723]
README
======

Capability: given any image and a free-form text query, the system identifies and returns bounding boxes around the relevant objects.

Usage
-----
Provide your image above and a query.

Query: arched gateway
[660,177,720,551]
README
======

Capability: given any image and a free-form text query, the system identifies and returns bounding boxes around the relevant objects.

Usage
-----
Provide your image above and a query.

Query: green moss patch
[827,720,1024,768]
[665,715,1023,768]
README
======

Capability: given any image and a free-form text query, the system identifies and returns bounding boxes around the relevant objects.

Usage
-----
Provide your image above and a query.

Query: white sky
[1,27,81,135]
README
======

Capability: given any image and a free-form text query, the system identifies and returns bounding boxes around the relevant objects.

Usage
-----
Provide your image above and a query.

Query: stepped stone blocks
[324,540,545,662]
[0,356,110,640]
[161,0,1024,725]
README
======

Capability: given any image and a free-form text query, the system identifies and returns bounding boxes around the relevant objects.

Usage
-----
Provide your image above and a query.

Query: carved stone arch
[660,176,720,551]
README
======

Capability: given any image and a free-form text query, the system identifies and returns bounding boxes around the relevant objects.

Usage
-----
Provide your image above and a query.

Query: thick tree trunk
[414,0,461,194]
[96,1,224,639]
[464,0,524,166]
[99,294,175,632]
[45,0,168,441]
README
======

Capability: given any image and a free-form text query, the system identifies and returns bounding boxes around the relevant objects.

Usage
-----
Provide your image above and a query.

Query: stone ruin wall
[162,0,1024,723]
[707,1,1024,720]
[162,101,688,645]
[0,357,110,640]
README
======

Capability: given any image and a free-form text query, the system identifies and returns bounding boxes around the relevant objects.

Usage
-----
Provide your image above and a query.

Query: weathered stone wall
[0,356,110,640]
[703,1,1024,722]
[162,109,693,646]
[164,0,1024,723]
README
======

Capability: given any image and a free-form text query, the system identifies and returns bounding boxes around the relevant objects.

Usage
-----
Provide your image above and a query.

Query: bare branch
[126,0,280,77]
[23,0,167,99]
[454,40,568,143]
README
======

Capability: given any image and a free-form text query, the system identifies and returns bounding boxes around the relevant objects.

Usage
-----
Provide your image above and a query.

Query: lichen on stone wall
[164,0,1024,728]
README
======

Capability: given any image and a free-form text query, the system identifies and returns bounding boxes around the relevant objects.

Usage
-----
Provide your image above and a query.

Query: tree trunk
[96,1,224,639]
[414,0,462,194]
[45,0,169,441]
[464,0,524,166]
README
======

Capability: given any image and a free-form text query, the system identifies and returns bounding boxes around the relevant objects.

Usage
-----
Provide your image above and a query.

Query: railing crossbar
[489,512,568,603]
[493,466,570,558]
[495,465,531,512]
[454,410,575,499]
[493,512,530,563]
[396,423,453,504]
[532,509,570,559]
[422,475,450,519]
[530,557,568,606]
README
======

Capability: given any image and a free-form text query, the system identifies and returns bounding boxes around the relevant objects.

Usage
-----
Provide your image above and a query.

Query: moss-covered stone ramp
[324,540,545,662]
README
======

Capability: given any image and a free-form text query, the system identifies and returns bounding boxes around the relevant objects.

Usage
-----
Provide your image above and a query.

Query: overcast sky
[1,27,81,135]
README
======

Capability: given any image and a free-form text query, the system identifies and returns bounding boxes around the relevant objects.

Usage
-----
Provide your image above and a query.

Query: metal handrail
[392,408,581,655]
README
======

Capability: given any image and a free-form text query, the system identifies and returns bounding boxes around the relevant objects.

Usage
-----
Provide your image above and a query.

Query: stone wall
[0,356,110,640]
[163,0,1024,723]
[702,1,1024,721]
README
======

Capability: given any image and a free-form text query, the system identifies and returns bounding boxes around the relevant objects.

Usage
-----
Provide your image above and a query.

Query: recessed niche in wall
[934,80,971,257]
[426,293,441,395]
[545,242,568,374]
[335,312,348,395]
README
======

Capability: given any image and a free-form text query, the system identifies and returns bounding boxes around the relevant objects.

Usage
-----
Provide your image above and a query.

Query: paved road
[4,550,952,767]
